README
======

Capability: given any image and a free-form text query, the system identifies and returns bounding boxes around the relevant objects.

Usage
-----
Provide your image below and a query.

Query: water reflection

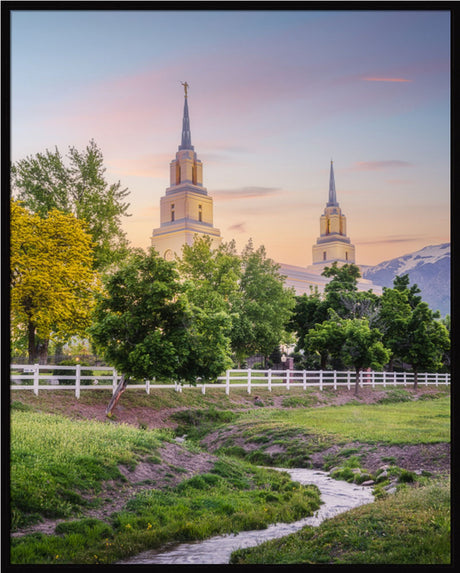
[118,468,374,564]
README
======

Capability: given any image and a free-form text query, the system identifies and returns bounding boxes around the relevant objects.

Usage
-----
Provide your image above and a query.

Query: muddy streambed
[118,468,375,565]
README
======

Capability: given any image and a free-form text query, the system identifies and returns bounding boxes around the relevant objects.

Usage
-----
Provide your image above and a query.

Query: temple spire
[327,160,338,206]
[178,82,194,151]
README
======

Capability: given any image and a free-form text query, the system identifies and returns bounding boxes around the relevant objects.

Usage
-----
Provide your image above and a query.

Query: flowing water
[118,468,374,565]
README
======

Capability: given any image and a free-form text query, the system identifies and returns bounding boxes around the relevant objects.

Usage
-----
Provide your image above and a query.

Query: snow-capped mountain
[362,243,450,316]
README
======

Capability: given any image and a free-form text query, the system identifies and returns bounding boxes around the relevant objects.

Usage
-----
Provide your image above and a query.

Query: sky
[10,8,451,267]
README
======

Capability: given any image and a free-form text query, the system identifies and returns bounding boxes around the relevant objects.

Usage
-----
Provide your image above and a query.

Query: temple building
[311,160,356,268]
[150,85,381,295]
[279,162,381,295]
[151,82,221,260]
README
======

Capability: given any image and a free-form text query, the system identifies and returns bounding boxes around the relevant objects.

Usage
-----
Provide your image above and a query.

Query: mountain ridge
[362,243,450,316]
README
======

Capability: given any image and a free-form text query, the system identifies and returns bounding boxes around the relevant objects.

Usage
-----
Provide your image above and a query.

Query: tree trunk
[354,367,361,396]
[321,354,327,370]
[27,321,49,364]
[413,368,418,391]
[27,321,36,364]
[106,375,128,417]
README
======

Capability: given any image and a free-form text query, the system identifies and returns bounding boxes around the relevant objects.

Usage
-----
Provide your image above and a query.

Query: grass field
[9,389,450,565]
[235,394,451,445]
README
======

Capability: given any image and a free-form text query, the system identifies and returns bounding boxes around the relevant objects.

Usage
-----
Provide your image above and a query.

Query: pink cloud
[363,77,412,83]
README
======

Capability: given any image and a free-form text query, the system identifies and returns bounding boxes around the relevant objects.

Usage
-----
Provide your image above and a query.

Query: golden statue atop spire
[181,81,189,97]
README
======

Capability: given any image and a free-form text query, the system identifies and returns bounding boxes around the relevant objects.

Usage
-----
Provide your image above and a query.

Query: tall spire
[178,81,194,151]
[327,160,338,206]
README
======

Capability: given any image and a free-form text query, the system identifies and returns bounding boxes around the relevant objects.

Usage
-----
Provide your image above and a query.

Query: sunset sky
[10,9,450,267]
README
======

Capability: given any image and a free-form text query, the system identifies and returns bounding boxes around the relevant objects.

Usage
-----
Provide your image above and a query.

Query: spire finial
[181,81,189,98]
[327,160,338,206]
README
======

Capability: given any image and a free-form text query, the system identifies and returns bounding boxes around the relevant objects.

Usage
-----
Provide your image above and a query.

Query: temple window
[198,205,202,222]
[171,204,175,222]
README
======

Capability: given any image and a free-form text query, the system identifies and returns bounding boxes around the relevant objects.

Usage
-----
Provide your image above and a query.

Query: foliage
[339,318,391,394]
[11,140,130,271]
[231,240,296,365]
[89,247,232,384]
[10,199,101,364]
[304,313,345,369]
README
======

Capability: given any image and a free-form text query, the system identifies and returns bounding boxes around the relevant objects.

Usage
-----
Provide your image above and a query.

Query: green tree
[230,241,296,366]
[288,289,328,354]
[10,199,100,364]
[340,318,391,395]
[399,302,450,389]
[304,313,345,370]
[375,286,412,370]
[11,140,130,271]
[89,247,233,389]
[323,262,378,321]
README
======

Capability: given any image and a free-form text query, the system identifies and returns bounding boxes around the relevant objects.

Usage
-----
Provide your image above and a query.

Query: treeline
[10,142,450,392]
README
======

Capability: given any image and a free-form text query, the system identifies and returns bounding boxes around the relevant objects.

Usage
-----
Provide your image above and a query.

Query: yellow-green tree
[10,199,101,364]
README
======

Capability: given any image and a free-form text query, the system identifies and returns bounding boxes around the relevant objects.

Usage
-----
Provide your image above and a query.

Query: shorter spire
[327,160,338,206]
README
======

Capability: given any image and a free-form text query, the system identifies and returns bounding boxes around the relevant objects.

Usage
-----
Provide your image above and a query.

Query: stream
[118,468,375,565]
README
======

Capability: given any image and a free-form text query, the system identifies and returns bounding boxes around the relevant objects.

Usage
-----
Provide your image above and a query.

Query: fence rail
[10,365,450,398]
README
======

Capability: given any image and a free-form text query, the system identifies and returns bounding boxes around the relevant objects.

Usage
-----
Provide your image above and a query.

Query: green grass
[235,395,450,445]
[10,410,171,528]
[230,476,451,564]
[10,455,321,564]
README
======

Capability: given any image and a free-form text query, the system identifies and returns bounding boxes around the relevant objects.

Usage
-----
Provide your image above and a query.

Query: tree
[304,312,345,370]
[11,140,130,271]
[399,302,450,389]
[230,241,296,366]
[89,247,234,408]
[323,262,378,321]
[375,286,412,371]
[10,199,100,364]
[339,318,391,395]
[288,289,327,355]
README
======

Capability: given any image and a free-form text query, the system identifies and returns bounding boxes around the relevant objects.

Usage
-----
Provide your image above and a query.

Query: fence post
[303,370,306,391]
[319,370,323,392]
[113,369,118,395]
[247,369,251,394]
[347,370,351,390]
[33,364,40,396]
[425,372,428,386]
[393,371,397,386]
[383,370,386,388]
[146,379,150,395]
[333,370,337,390]
[371,370,375,389]
[268,369,272,392]
[75,363,81,399]
[226,370,230,395]
[403,372,407,386]
[202,383,206,395]
[286,369,290,390]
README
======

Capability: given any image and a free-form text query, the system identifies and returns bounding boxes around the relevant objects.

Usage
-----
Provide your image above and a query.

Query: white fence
[10,365,450,398]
